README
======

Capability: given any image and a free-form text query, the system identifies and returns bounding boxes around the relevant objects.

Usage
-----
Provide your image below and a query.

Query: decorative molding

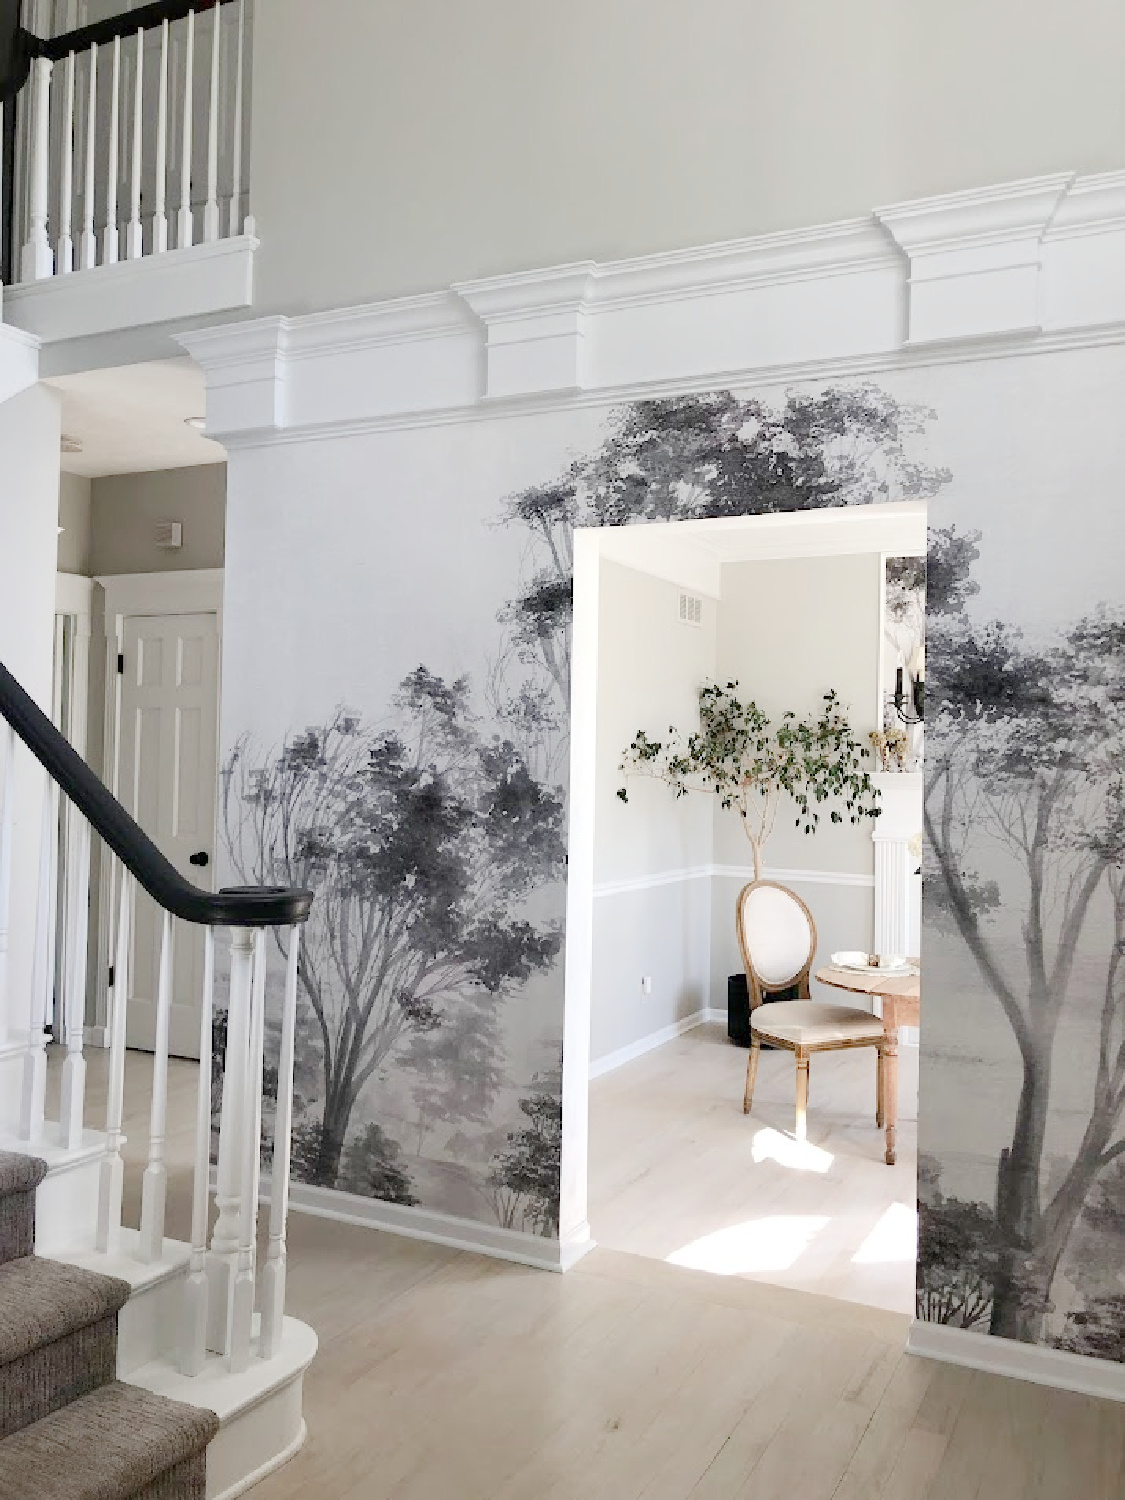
[96,568,225,621]
[589,1008,711,1079]
[907,1320,1125,1404]
[0,323,41,407]
[876,174,1073,344]
[455,262,599,397]
[593,864,874,899]
[4,235,258,345]
[284,1179,591,1274]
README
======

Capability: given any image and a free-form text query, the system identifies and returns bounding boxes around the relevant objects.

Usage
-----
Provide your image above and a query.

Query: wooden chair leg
[743,1037,761,1115]
[883,1031,899,1166]
[795,1052,809,1142]
[876,1045,885,1128]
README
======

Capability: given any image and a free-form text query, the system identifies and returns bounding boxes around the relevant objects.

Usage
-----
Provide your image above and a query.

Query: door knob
[189,851,210,868]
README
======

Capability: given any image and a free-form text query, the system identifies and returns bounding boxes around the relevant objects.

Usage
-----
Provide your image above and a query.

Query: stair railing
[2,0,251,289]
[0,659,312,1377]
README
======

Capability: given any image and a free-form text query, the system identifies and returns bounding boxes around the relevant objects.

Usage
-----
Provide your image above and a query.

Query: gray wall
[90,465,226,576]
[57,472,92,577]
[249,0,1125,314]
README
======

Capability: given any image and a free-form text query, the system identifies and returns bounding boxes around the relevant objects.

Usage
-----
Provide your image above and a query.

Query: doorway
[562,502,926,1313]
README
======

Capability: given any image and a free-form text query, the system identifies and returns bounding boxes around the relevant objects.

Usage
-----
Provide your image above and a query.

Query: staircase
[0,1150,218,1499]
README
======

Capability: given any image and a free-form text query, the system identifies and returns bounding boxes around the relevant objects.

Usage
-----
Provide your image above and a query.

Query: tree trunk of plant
[745,830,763,882]
[990,1040,1053,1339]
[312,1050,362,1188]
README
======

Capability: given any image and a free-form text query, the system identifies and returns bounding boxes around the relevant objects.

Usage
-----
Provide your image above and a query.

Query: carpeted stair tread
[0,1381,220,1500]
[0,1258,130,1367]
[0,1154,48,1200]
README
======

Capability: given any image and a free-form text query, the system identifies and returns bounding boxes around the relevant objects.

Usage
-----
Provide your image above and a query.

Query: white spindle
[0,726,15,1044]
[260,927,299,1360]
[138,908,174,1262]
[153,19,170,252]
[80,44,97,269]
[227,0,245,236]
[181,926,215,1375]
[206,925,253,1355]
[20,56,55,281]
[102,35,121,264]
[96,867,133,1254]
[20,778,55,1143]
[57,53,76,273]
[203,3,221,241]
[177,9,195,249]
[230,928,267,1373]
[126,29,144,259]
[58,810,90,1150]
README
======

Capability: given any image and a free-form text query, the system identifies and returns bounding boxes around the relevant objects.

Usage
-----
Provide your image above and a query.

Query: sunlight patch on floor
[851,1202,918,1265]
[667,1215,830,1275]
[751,1127,834,1173]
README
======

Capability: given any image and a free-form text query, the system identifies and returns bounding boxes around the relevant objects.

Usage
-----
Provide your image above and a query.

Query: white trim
[55,572,94,618]
[96,568,224,619]
[282,1179,595,1274]
[589,1008,712,1079]
[592,864,875,899]
[212,1422,307,1500]
[907,1320,1125,1404]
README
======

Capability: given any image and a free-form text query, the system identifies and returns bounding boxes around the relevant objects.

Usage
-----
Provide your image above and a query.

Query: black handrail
[0,661,312,929]
[28,0,233,65]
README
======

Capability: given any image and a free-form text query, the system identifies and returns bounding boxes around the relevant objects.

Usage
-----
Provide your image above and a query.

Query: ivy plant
[618,681,880,880]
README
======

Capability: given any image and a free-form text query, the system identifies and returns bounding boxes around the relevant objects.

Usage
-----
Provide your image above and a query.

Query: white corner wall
[590,561,716,1069]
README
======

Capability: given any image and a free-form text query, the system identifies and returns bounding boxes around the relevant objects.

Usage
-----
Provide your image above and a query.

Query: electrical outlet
[641,976,653,995]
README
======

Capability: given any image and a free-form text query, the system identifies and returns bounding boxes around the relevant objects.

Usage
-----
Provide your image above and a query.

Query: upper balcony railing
[2,0,251,293]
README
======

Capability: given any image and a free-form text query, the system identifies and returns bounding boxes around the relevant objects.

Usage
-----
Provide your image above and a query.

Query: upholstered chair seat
[750,1000,885,1048]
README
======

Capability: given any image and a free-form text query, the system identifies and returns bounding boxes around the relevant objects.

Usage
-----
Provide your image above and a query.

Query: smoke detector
[678,592,703,627]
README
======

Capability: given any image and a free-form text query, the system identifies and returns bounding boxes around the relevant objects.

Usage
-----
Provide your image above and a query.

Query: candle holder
[893,667,924,725]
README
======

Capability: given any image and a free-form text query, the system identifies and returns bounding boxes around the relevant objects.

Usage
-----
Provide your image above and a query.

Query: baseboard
[589,1008,714,1079]
[907,1319,1125,1403]
[283,1178,593,1273]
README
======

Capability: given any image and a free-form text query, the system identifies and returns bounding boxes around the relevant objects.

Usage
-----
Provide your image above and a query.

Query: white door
[117,612,220,1059]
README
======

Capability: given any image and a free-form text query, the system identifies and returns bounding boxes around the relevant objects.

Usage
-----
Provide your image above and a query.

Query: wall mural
[219,346,1125,1370]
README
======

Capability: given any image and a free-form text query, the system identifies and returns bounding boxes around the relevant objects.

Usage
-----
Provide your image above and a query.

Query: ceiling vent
[154,521,183,550]
[678,592,703,627]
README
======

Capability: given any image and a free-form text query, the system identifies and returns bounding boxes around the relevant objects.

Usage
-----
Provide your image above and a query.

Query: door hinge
[117,653,124,675]
[108,964,115,989]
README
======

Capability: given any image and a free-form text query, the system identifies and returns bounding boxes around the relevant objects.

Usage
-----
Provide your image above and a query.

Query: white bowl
[831,951,913,973]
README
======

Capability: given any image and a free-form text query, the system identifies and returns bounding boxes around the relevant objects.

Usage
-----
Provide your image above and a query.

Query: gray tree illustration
[490,386,950,774]
[488,1062,562,1237]
[401,991,506,1155]
[222,667,567,1189]
[924,533,1125,1341]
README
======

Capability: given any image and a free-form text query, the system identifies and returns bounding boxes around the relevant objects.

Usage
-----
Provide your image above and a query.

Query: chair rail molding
[178,168,1125,435]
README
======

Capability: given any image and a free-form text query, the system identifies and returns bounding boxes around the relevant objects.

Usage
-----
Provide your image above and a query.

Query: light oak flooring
[589,1022,919,1314]
[46,1047,1125,1500]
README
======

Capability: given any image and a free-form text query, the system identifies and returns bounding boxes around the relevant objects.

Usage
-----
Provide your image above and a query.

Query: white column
[20,57,55,282]
[138,909,174,1262]
[206,925,253,1356]
[227,0,245,236]
[202,4,221,242]
[101,35,121,265]
[125,28,144,260]
[871,771,924,958]
[177,10,196,249]
[230,929,267,1372]
[96,869,133,1253]
[181,926,214,1375]
[79,44,98,270]
[58,810,90,1149]
[153,20,170,253]
[260,928,299,1360]
[0,726,15,1046]
[19,780,54,1143]
[57,52,76,273]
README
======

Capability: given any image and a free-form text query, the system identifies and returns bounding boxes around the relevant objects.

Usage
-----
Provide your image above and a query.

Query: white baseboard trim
[83,1025,109,1049]
[284,1179,589,1273]
[907,1319,1125,1403]
[589,1008,713,1079]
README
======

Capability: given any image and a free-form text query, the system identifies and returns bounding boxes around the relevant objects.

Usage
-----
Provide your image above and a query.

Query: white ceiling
[593,503,929,598]
[47,358,225,478]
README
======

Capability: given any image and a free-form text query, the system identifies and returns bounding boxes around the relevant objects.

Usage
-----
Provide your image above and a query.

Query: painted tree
[924,531,1125,1340]
[401,991,506,1154]
[222,667,567,1189]
[488,1063,562,1236]
[490,386,951,768]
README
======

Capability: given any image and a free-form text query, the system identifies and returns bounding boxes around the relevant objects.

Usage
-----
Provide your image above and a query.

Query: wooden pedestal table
[814,965,920,1166]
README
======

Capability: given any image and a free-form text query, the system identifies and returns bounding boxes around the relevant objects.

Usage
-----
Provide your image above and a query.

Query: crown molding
[455,262,600,397]
[0,322,41,406]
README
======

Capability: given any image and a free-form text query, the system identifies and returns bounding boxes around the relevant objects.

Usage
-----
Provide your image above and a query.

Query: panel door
[117,612,220,1059]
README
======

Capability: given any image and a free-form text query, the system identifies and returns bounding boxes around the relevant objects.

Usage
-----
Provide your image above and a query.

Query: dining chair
[736,880,886,1143]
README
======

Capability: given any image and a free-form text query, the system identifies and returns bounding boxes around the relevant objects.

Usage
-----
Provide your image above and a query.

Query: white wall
[249,0,1125,315]
[590,560,716,1066]
[0,385,62,1085]
[711,554,881,1005]
[57,472,92,576]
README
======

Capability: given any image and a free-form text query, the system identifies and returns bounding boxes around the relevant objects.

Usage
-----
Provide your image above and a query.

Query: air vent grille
[678,592,703,627]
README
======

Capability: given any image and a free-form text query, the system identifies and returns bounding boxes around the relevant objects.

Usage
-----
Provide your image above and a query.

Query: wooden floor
[590,1023,919,1313]
[50,1047,1125,1500]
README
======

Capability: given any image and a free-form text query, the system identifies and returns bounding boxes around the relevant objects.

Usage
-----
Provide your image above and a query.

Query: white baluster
[138,908,174,1262]
[79,44,98,269]
[0,725,15,1045]
[102,35,121,265]
[58,810,90,1150]
[153,19,170,253]
[96,867,133,1254]
[57,52,76,273]
[227,0,245,236]
[177,10,195,249]
[181,926,215,1375]
[260,927,299,1360]
[203,3,220,242]
[125,28,144,259]
[230,928,267,1373]
[21,56,55,281]
[206,925,253,1356]
[20,777,55,1143]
